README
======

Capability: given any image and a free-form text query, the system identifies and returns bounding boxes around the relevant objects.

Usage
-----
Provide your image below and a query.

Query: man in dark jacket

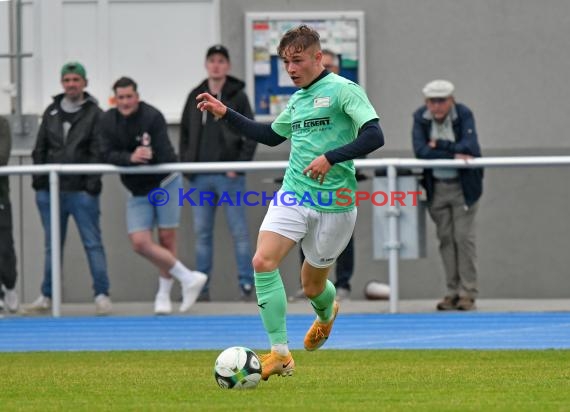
[0,115,18,313]
[27,62,111,315]
[412,79,483,311]
[100,76,206,314]
[179,45,257,301]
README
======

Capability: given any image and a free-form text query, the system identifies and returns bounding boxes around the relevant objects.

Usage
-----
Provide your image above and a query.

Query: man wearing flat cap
[179,45,257,302]
[27,62,112,315]
[412,80,483,311]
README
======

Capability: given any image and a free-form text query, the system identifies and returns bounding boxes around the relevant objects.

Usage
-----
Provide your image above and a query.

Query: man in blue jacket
[412,80,483,311]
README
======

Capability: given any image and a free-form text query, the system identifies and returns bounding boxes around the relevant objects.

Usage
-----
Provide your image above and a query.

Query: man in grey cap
[412,80,483,311]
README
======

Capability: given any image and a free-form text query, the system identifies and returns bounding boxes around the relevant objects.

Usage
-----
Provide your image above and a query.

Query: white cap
[422,80,455,98]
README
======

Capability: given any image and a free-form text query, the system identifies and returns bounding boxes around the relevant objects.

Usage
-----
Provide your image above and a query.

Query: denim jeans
[36,191,110,297]
[189,174,254,293]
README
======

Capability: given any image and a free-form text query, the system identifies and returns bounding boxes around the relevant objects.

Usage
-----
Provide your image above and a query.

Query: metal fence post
[49,170,61,317]
[387,165,400,313]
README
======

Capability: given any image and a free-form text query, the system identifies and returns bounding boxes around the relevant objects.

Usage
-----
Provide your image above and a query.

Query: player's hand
[197,92,227,119]
[130,146,152,164]
[303,155,332,185]
[428,139,437,148]
[454,153,474,161]
[226,171,238,178]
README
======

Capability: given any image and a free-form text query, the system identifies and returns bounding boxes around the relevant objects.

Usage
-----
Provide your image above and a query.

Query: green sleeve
[270,102,292,138]
[340,82,379,128]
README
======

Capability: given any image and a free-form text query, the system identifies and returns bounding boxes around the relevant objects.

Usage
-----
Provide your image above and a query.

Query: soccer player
[197,25,384,380]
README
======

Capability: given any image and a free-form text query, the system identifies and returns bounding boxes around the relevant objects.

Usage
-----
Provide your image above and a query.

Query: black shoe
[197,291,211,302]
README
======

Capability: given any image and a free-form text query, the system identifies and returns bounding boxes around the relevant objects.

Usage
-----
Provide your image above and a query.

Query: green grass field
[1,350,569,411]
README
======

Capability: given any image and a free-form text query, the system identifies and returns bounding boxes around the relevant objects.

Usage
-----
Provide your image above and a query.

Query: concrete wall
[8,0,570,304]
[222,0,570,153]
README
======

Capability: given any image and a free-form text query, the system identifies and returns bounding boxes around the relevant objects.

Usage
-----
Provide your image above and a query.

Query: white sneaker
[154,293,172,315]
[179,271,208,312]
[25,295,52,312]
[335,287,351,301]
[4,289,19,313]
[94,294,112,315]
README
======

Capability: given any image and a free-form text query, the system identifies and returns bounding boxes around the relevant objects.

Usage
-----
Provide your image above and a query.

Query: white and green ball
[214,346,262,389]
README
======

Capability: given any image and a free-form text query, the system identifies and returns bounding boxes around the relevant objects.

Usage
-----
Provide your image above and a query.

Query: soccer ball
[214,346,262,389]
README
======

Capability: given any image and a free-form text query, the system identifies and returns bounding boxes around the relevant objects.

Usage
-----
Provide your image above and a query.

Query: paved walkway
[3,298,568,318]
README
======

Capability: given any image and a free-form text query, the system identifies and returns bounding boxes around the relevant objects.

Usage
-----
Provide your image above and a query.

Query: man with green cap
[26,62,112,315]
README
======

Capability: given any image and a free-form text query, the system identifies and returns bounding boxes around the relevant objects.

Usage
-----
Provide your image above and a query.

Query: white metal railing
[2,156,570,316]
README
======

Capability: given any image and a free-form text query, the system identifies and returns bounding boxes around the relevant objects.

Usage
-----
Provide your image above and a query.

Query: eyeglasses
[427,97,448,104]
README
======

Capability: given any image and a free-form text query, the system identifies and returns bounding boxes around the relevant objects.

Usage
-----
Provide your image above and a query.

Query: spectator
[412,80,483,311]
[179,45,257,301]
[0,115,18,313]
[197,25,384,380]
[27,62,111,315]
[100,76,207,314]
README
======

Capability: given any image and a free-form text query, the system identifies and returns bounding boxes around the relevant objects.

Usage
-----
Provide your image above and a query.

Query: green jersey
[271,72,379,212]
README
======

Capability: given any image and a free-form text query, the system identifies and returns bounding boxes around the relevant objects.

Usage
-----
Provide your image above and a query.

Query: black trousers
[0,200,18,297]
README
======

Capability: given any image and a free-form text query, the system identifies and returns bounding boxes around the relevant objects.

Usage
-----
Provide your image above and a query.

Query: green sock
[254,270,287,345]
[309,280,336,322]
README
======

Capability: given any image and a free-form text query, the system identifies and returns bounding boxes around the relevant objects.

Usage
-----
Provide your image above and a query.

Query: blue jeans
[36,191,110,297]
[189,174,254,293]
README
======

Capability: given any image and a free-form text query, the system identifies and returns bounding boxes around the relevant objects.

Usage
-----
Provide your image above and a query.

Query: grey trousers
[428,181,478,299]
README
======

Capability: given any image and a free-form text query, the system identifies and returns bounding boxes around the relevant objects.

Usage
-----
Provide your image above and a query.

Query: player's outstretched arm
[197,93,286,147]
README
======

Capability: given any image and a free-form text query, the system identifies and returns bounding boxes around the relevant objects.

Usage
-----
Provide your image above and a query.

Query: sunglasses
[427,97,448,104]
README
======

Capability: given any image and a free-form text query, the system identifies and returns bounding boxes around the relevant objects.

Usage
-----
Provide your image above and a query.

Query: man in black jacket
[412,80,483,311]
[179,45,257,301]
[0,115,18,313]
[27,62,111,315]
[100,77,206,314]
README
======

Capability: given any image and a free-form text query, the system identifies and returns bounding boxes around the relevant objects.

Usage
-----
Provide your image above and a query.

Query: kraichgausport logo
[146,188,422,208]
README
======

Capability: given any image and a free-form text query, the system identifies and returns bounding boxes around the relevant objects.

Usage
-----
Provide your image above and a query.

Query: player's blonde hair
[277,24,321,57]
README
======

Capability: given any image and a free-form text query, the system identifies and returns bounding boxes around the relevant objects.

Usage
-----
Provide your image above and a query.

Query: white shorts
[259,190,357,268]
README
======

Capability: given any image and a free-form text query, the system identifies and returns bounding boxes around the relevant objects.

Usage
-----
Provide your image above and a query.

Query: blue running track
[1,312,569,352]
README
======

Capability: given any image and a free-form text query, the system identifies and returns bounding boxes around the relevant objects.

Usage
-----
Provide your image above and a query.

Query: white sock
[272,343,290,356]
[169,260,195,284]
[158,277,174,295]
